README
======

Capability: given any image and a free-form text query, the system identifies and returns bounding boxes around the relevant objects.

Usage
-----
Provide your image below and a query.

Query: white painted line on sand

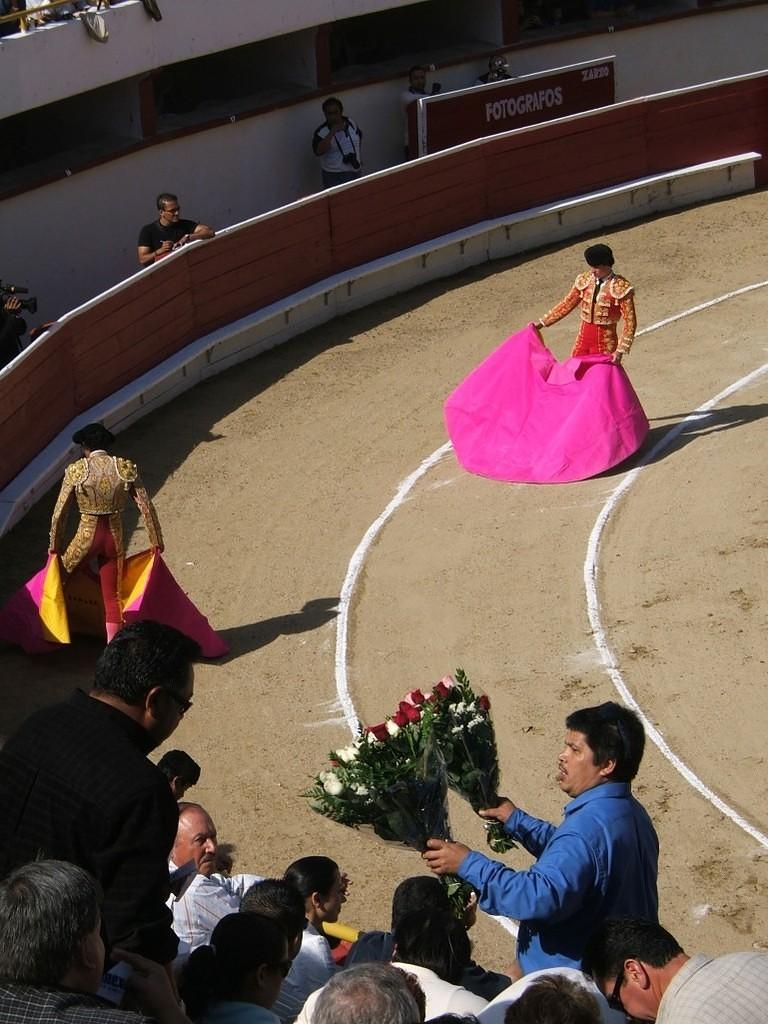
[584,361,768,849]
[335,442,453,734]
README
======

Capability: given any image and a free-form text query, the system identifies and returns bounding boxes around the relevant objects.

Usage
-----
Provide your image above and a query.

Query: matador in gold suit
[49,422,163,642]
[536,244,636,364]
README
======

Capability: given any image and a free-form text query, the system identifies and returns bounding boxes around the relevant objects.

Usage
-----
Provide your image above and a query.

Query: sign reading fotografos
[414,58,615,157]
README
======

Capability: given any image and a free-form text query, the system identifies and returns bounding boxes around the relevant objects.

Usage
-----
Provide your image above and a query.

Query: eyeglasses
[607,972,625,1012]
[163,689,193,716]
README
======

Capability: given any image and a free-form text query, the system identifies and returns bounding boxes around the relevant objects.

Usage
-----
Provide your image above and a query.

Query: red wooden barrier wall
[1,74,766,495]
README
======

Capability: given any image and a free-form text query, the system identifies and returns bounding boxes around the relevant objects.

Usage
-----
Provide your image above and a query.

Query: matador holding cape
[535,243,636,364]
[49,422,163,643]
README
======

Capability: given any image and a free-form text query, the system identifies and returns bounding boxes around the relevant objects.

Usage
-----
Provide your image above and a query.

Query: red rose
[366,722,389,742]
[404,688,426,706]
[433,681,452,699]
[398,701,421,723]
[392,709,409,727]
[478,695,491,711]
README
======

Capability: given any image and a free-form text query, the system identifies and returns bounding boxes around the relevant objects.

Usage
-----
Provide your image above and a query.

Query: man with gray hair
[0,859,189,1024]
[313,963,421,1024]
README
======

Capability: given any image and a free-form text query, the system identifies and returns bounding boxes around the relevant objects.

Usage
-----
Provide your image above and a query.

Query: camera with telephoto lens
[342,152,361,170]
[1,280,38,315]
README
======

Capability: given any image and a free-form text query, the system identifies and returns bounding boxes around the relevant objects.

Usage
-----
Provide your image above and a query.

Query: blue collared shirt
[459,782,658,974]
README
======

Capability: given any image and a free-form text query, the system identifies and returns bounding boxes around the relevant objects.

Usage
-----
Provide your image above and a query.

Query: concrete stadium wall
[1,71,766,532]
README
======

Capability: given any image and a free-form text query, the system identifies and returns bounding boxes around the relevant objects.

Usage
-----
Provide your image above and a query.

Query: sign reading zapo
[415,58,615,156]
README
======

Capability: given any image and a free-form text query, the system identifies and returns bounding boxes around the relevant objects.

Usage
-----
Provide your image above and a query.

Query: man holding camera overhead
[312,97,363,189]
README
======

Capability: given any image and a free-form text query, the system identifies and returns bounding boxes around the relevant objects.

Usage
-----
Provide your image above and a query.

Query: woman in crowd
[180,913,290,1024]
[272,856,348,1024]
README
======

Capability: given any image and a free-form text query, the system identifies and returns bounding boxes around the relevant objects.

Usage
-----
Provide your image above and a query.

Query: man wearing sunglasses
[424,702,658,977]
[583,917,768,1022]
[137,192,215,267]
[0,620,200,975]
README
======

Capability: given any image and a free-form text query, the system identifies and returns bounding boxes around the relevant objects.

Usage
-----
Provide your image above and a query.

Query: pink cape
[0,551,228,657]
[444,325,649,483]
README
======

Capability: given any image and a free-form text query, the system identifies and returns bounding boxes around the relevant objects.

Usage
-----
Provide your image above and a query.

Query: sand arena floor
[1,190,767,970]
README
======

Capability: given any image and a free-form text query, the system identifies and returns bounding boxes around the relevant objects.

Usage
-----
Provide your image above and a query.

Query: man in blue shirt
[424,701,659,976]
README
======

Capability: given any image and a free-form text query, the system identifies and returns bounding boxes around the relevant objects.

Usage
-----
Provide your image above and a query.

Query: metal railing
[0,0,109,33]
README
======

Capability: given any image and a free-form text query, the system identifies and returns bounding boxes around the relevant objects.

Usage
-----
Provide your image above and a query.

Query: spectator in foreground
[313,963,422,1024]
[392,907,488,1018]
[0,620,199,967]
[158,749,202,800]
[478,968,619,1024]
[241,878,308,960]
[0,859,188,1024]
[425,702,658,976]
[503,975,601,1024]
[312,97,363,189]
[272,856,347,1024]
[179,913,289,1024]
[169,802,263,963]
[346,874,510,1000]
[137,192,215,267]
[583,917,768,1022]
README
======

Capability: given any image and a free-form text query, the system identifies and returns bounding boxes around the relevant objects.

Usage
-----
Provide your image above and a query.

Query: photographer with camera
[475,55,514,85]
[0,280,36,371]
[312,97,363,189]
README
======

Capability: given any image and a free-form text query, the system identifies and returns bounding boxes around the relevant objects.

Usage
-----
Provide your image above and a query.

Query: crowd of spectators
[0,619,766,1024]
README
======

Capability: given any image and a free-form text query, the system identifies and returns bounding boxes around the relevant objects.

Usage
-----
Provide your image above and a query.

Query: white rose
[337,746,358,763]
[386,720,401,737]
[323,773,344,796]
[353,784,369,796]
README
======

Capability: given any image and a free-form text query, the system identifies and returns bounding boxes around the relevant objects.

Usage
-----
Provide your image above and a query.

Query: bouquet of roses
[306,698,475,915]
[305,696,451,852]
[425,668,516,854]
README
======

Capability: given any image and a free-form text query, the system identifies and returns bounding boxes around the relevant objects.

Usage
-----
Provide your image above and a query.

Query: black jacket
[0,689,179,964]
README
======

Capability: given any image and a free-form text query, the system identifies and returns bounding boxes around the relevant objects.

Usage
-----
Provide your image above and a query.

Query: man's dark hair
[314,963,420,1024]
[91,620,199,705]
[156,192,178,210]
[565,702,645,782]
[284,855,338,900]
[393,907,470,985]
[391,874,449,931]
[505,975,600,1024]
[157,749,201,786]
[582,918,684,984]
[584,243,614,267]
[0,860,101,986]
[71,422,115,451]
[240,878,306,944]
[322,96,344,114]
[409,64,425,76]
